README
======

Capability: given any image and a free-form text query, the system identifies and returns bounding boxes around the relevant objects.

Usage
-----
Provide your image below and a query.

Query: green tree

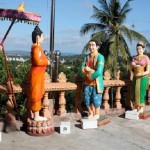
[0,52,7,84]
[80,0,148,78]
[58,58,82,112]
[0,52,7,117]
[8,60,30,84]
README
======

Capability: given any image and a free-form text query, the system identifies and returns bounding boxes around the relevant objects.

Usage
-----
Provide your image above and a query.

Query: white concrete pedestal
[81,119,97,129]
[125,111,139,120]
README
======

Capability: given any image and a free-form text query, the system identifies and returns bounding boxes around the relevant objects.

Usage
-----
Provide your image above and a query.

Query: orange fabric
[84,56,96,85]
[30,101,41,112]
[29,44,48,112]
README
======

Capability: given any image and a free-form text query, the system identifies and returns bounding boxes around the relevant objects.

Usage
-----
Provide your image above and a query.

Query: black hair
[32,25,43,43]
[88,39,99,47]
[136,42,145,48]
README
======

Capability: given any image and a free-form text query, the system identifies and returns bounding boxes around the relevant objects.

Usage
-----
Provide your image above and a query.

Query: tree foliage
[59,57,82,112]
[80,0,148,78]
[0,52,7,84]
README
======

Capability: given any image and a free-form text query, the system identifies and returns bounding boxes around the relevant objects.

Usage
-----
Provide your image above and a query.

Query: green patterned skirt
[132,75,149,107]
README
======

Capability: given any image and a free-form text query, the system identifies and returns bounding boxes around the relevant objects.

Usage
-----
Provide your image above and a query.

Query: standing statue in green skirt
[130,42,150,113]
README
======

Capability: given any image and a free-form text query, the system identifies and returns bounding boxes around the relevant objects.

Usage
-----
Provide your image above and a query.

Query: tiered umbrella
[0,2,41,119]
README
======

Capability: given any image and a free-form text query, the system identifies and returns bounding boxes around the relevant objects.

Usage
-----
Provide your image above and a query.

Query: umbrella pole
[0,19,16,80]
[0,19,20,120]
[0,19,15,45]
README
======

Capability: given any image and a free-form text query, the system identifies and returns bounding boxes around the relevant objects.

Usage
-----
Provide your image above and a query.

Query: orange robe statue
[29,44,48,112]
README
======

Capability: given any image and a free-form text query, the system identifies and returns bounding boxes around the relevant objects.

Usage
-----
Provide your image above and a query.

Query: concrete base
[60,121,71,134]
[125,111,139,120]
[26,118,54,136]
[81,119,97,129]
[81,116,110,127]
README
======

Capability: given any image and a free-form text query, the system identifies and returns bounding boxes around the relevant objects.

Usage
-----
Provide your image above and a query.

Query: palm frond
[118,9,132,24]
[92,6,109,24]
[80,0,147,77]
[81,31,108,54]
[119,25,148,44]
[119,0,132,15]
[118,0,132,23]
[129,29,149,44]
[92,5,102,17]
[121,36,132,60]
[118,38,128,60]
[119,25,132,43]
[92,31,108,41]
[146,43,150,52]
[80,23,106,35]
[98,0,110,14]
[109,34,118,59]
[105,34,119,76]
[109,0,121,15]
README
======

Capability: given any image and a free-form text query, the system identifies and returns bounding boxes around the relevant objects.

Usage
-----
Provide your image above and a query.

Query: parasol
[0,2,41,45]
[0,2,41,119]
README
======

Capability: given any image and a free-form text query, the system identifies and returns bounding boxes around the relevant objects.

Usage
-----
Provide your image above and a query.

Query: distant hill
[61,52,81,56]
[6,50,30,57]
[5,50,81,57]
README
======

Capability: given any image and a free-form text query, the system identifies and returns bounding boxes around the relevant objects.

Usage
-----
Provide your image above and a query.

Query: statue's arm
[32,46,48,66]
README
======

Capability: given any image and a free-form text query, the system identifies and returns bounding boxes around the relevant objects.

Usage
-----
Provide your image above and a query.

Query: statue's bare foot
[138,108,144,113]
[34,116,47,121]
[87,113,93,119]
[132,109,137,112]
[93,114,100,120]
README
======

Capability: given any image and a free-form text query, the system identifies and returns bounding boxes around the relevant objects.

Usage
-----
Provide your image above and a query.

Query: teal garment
[84,85,102,107]
[79,53,105,93]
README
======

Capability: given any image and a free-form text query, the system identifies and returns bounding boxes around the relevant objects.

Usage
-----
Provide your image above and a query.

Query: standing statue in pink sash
[130,42,150,113]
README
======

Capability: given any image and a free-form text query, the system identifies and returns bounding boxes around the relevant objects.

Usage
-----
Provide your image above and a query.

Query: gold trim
[134,55,148,61]
[94,55,98,68]
[139,104,145,107]
[17,2,25,12]
[135,78,140,106]
[96,78,103,93]
[98,62,104,65]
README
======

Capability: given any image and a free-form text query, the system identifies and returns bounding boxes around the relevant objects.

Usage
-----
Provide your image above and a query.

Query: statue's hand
[85,66,92,72]
[48,60,50,65]
[132,62,136,66]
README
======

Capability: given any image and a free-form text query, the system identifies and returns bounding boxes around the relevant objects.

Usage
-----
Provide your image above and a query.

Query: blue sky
[0,0,150,55]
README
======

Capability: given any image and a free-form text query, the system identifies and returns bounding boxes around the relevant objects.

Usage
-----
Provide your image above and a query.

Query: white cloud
[0,27,90,54]
[43,28,90,54]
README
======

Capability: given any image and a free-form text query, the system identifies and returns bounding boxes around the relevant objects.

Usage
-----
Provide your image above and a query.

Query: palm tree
[80,0,148,78]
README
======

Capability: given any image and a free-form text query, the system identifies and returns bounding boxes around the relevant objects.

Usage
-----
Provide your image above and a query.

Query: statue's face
[137,46,144,55]
[39,34,44,44]
[88,41,99,53]
[37,33,44,45]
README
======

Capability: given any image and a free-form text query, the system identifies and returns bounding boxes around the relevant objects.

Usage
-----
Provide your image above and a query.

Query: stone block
[125,111,139,120]
[60,121,71,134]
[81,119,97,129]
